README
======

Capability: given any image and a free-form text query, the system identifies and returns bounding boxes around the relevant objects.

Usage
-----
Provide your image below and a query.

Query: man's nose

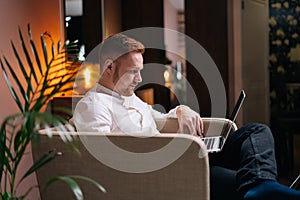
[135,71,142,82]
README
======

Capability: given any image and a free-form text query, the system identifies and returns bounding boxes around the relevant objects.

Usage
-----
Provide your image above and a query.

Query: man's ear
[104,59,113,73]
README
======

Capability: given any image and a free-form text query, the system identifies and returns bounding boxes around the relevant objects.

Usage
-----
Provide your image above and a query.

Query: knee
[246,123,274,140]
[247,123,270,131]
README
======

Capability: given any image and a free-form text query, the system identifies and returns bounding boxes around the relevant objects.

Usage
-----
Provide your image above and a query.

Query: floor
[294,135,300,175]
[279,135,300,188]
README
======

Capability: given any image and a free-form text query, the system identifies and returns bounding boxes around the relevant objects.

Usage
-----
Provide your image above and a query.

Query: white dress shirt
[71,83,178,134]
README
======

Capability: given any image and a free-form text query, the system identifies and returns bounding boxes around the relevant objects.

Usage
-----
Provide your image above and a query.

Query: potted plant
[0,24,105,199]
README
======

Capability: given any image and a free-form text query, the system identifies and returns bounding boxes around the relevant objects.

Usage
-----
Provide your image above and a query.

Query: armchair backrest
[32,132,209,200]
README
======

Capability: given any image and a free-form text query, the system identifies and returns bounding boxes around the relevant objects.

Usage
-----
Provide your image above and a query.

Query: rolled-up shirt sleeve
[151,105,183,119]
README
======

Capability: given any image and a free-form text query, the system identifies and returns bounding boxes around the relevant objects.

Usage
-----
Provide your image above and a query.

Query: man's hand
[176,106,204,137]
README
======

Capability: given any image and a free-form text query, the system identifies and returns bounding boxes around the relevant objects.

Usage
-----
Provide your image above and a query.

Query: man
[72,33,300,200]
[72,34,203,136]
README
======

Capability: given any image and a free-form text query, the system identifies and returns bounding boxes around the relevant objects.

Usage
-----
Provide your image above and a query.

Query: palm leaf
[28,24,43,75]
[33,35,79,109]
[57,40,61,52]
[2,56,28,105]
[43,176,106,200]
[68,175,107,194]
[30,34,79,112]
[1,192,13,199]
[0,24,99,199]
[12,111,73,183]
[0,135,12,178]
[26,73,33,111]
[0,59,24,112]
[43,176,83,200]
[42,32,55,59]
[19,26,38,85]
[0,114,23,181]
[51,35,55,59]
[40,33,49,69]
[11,40,31,107]
[13,114,37,157]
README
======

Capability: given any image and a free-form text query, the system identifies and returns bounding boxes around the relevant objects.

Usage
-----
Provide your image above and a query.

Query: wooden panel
[121,0,164,30]
[185,0,229,117]
[121,0,165,64]
[121,0,173,111]
[50,96,82,121]
[242,0,269,124]
[82,0,103,54]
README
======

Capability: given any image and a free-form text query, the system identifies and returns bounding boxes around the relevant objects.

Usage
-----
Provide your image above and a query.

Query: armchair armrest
[155,117,238,136]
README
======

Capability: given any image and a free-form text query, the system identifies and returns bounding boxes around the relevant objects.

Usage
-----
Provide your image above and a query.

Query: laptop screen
[229,90,246,121]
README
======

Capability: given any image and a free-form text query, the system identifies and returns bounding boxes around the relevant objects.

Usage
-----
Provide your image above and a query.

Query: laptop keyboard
[202,137,223,151]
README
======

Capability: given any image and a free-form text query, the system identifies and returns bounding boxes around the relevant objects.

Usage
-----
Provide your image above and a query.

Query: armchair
[32,118,237,200]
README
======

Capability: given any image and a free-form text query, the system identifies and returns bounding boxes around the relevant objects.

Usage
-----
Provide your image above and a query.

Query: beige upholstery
[156,117,237,135]
[32,118,237,200]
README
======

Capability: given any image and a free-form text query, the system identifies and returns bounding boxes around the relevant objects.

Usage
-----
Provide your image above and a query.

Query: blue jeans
[209,123,278,200]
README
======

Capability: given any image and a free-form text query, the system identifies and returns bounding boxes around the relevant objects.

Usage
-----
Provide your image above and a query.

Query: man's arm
[176,106,204,137]
[151,105,204,137]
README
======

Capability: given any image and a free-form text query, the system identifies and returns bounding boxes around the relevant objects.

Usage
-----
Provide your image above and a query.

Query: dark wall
[121,0,172,111]
[185,0,228,117]
[121,0,164,30]
[82,0,103,55]
[121,0,165,64]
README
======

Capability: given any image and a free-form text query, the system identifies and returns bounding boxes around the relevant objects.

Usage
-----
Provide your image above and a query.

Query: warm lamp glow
[73,62,100,95]
[164,70,170,82]
[164,66,172,88]
[84,67,91,88]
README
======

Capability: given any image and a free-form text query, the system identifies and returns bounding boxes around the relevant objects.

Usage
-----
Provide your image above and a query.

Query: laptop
[202,90,246,153]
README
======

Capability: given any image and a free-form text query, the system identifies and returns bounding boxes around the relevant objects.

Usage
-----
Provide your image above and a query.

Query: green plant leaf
[10,40,32,107]
[0,24,86,199]
[0,59,24,112]
[57,40,61,52]
[0,145,13,173]
[0,114,22,181]
[51,36,55,59]
[43,176,84,200]
[1,192,13,199]
[43,175,106,200]
[28,24,43,75]
[68,175,107,194]
[0,140,12,177]
[40,33,48,68]
[19,26,38,85]
[2,56,28,105]
[33,111,76,143]
[13,129,28,153]
[25,73,33,111]
[42,32,55,60]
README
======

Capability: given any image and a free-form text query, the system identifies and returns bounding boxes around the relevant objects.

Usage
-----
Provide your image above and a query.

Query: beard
[112,68,136,96]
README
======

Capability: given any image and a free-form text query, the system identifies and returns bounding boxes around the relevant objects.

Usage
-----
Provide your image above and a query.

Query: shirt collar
[121,95,136,109]
[95,83,137,108]
[95,83,122,99]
